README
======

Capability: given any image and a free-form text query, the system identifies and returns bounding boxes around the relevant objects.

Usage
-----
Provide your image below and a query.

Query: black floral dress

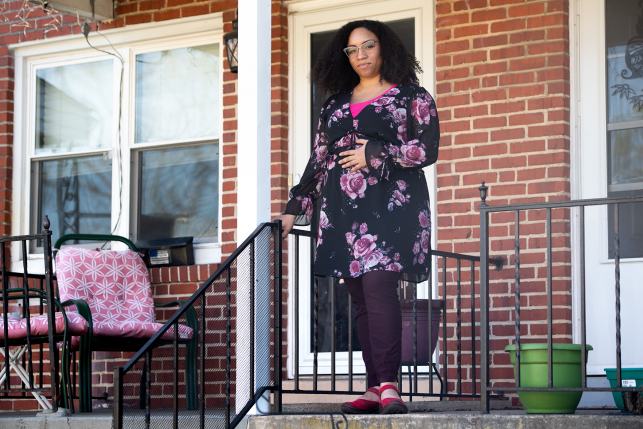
[284,83,440,283]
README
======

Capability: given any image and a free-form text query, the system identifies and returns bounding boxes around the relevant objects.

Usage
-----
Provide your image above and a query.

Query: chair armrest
[154,300,198,338]
[61,299,93,333]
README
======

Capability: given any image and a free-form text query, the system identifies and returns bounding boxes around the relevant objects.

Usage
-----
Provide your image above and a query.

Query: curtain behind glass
[138,144,219,241]
[135,44,219,143]
[606,0,643,258]
[35,155,112,246]
[35,61,113,154]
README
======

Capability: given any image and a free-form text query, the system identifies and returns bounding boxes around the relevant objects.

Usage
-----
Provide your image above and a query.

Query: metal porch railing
[0,219,63,412]
[478,181,643,413]
[286,228,504,402]
[113,221,282,429]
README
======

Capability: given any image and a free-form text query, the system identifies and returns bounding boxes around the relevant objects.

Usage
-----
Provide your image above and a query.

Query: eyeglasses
[343,40,378,59]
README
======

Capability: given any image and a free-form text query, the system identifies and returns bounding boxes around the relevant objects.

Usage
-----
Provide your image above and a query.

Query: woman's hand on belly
[339,139,368,173]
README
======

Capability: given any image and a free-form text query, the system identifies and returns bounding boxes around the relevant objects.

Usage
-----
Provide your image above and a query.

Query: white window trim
[11,13,225,273]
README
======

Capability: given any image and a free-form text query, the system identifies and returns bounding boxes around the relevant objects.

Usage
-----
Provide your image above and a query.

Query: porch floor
[0,405,639,429]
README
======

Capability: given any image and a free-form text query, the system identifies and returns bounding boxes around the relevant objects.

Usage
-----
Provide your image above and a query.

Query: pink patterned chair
[0,295,89,410]
[54,239,197,412]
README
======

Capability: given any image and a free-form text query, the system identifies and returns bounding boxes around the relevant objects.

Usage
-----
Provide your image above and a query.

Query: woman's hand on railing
[273,214,296,239]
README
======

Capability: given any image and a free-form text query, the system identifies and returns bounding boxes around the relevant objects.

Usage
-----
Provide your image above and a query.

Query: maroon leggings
[343,270,402,388]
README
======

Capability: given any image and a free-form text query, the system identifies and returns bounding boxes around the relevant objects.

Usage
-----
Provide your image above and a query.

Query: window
[16,19,223,263]
[131,44,220,244]
[605,0,643,258]
[31,59,115,247]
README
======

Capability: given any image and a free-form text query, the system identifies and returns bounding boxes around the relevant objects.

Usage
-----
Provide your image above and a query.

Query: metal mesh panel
[119,224,278,429]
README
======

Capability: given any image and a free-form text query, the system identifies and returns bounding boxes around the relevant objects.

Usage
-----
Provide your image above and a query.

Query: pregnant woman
[275,19,440,414]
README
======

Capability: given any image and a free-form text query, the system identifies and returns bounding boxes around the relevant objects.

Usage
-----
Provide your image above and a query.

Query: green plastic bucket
[505,344,593,414]
[604,368,643,410]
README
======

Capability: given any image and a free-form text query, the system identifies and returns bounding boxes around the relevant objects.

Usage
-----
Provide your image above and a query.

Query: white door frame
[286,0,437,379]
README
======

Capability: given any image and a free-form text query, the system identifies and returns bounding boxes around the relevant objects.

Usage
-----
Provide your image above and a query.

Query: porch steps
[0,410,112,429]
[248,410,643,429]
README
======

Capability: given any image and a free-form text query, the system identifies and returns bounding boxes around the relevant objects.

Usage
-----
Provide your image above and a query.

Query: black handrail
[478,181,643,413]
[114,221,282,429]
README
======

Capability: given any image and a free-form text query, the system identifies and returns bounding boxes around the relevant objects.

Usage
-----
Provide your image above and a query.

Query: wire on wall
[80,20,126,238]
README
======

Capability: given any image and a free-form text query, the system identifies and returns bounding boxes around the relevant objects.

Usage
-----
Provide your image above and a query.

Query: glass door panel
[605,0,643,258]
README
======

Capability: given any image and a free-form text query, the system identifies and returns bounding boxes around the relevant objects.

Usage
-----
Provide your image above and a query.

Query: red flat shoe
[341,387,380,414]
[379,384,408,414]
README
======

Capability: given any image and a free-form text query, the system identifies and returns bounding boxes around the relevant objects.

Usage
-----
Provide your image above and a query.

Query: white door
[287,0,436,378]
[576,0,643,374]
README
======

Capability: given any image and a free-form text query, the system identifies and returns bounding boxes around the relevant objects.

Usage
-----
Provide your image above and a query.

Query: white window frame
[11,14,225,273]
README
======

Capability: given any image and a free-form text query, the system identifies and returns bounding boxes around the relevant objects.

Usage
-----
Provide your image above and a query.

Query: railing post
[113,366,123,429]
[42,217,59,412]
[456,259,462,395]
[478,182,490,413]
[294,235,300,391]
[514,210,521,389]
[546,208,553,388]
[580,207,587,388]
[614,204,622,388]
[273,220,283,413]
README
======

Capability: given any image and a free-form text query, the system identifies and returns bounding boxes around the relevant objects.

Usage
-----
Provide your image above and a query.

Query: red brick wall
[434,0,572,403]
[0,0,292,411]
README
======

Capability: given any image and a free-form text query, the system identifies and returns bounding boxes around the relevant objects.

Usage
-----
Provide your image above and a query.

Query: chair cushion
[56,247,193,342]
[92,321,193,340]
[56,247,157,326]
[0,311,89,340]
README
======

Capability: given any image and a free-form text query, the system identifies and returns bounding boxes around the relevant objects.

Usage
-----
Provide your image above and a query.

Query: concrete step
[248,410,643,429]
[0,410,112,429]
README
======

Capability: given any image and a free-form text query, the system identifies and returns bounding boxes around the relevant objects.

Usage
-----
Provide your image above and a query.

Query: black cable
[81,23,125,239]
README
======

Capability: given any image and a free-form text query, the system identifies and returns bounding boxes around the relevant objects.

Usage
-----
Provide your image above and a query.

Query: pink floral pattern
[0,312,88,340]
[388,179,410,211]
[345,222,397,277]
[316,198,333,249]
[340,171,367,200]
[56,247,193,343]
[284,84,439,282]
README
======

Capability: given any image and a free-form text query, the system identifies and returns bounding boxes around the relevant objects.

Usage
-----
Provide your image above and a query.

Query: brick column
[435,0,571,403]
[271,0,289,379]
[221,7,240,258]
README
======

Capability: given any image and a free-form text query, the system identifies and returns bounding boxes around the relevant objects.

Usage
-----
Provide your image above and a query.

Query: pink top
[350,85,397,117]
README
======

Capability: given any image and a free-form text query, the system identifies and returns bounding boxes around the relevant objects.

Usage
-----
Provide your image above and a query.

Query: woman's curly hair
[311,20,422,94]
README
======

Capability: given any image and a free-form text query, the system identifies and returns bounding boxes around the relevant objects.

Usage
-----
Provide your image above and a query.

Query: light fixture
[223,11,238,73]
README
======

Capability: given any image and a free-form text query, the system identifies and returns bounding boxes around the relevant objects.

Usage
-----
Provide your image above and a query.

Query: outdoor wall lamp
[224,11,238,73]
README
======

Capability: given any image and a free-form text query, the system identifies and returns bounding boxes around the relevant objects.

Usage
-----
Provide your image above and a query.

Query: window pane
[34,155,112,246]
[606,0,643,123]
[35,61,113,155]
[135,44,219,143]
[608,129,643,188]
[138,144,219,241]
[606,0,643,258]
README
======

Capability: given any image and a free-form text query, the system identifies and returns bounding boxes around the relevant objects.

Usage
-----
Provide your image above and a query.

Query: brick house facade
[434,0,572,398]
[0,0,582,411]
